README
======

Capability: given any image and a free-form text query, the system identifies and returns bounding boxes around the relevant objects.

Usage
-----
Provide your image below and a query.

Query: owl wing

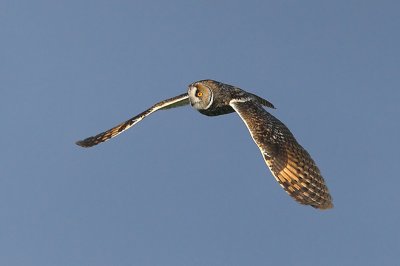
[229,98,333,209]
[76,93,189,148]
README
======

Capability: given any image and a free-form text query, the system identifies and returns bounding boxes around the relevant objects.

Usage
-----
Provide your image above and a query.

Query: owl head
[188,80,214,110]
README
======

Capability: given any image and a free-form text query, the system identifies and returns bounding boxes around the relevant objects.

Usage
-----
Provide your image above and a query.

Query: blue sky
[1,1,399,265]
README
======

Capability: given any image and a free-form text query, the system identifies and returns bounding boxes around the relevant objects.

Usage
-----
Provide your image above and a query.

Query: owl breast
[198,106,235,116]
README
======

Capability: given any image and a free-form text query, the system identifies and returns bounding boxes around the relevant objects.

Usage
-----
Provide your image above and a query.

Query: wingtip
[75,139,90,148]
[314,201,334,210]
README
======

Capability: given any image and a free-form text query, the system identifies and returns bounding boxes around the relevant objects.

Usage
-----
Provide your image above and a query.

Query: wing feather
[230,99,333,209]
[76,93,189,148]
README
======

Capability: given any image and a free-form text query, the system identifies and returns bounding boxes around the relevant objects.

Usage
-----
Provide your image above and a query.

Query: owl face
[188,82,213,110]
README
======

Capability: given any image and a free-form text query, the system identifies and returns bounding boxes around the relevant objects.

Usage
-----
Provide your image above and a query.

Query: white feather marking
[205,91,214,109]
[229,98,252,104]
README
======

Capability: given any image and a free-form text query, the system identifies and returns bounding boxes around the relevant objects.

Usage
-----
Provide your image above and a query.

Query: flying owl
[76,80,333,209]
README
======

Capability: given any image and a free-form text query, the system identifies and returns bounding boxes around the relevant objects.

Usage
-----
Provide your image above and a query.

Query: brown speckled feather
[76,93,189,147]
[230,99,333,209]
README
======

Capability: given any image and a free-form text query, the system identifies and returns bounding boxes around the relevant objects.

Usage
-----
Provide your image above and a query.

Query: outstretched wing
[230,99,333,209]
[76,93,189,148]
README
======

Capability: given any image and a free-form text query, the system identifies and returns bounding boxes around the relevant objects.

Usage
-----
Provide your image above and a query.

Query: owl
[76,80,333,209]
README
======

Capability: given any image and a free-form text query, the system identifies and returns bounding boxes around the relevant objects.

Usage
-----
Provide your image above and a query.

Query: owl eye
[196,90,203,97]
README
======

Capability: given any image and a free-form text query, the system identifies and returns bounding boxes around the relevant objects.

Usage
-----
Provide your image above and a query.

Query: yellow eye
[196,91,203,97]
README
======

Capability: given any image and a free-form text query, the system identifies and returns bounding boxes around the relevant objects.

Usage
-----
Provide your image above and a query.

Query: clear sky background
[1,1,399,265]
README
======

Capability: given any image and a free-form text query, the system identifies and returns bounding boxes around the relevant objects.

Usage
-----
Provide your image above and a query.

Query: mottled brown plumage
[76,79,333,209]
[76,93,189,147]
[230,100,332,209]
